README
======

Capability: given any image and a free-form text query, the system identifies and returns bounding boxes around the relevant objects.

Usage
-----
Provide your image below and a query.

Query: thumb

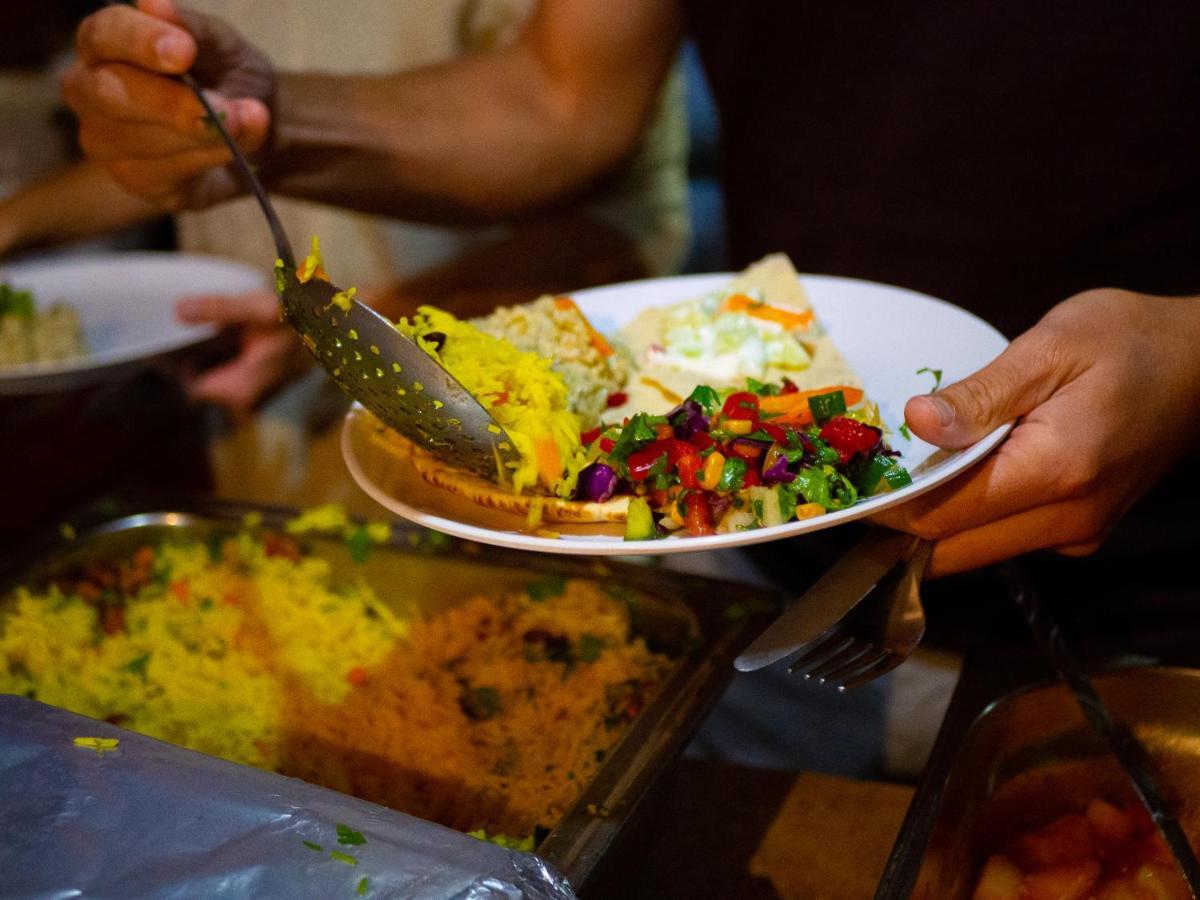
[176,290,280,326]
[904,332,1064,449]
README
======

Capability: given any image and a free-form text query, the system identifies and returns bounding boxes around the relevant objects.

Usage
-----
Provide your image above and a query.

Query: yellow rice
[0,531,672,837]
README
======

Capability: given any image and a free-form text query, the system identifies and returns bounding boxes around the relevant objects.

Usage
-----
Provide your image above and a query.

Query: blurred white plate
[343,272,1011,555]
[0,252,266,394]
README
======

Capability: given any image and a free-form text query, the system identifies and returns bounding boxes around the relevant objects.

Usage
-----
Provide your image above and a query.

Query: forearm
[0,161,164,255]
[262,7,681,223]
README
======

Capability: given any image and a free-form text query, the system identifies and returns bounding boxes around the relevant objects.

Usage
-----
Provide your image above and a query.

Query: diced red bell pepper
[628,447,669,481]
[721,391,760,421]
[684,492,714,536]
[690,431,715,451]
[600,437,616,453]
[628,439,691,481]
[758,422,789,444]
[780,379,799,395]
[606,391,628,408]
[581,426,603,446]
[742,466,761,488]
[818,416,881,463]
[676,454,703,489]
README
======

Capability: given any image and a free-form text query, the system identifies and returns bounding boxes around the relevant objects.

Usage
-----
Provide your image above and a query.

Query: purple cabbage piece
[668,399,709,440]
[578,462,619,502]
[761,455,795,485]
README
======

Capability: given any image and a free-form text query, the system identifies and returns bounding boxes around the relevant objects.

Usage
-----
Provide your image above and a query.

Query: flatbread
[611,254,865,419]
[376,430,630,523]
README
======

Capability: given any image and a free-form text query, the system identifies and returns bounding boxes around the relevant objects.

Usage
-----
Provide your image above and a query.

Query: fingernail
[928,395,956,428]
[155,32,189,67]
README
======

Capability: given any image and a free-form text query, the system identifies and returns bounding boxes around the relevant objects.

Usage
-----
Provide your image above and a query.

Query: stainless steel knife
[734,527,919,672]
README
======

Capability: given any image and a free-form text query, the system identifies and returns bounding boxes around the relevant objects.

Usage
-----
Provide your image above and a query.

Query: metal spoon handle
[181,73,294,268]
[1012,579,1200,895]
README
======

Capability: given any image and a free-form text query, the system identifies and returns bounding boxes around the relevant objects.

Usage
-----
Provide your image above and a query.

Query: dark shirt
[687,0,1200,338]
[687,2,1200,635]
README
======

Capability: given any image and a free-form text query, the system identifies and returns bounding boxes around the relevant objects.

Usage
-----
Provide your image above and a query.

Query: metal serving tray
[877,656,1200,899]
[0,498,779,897]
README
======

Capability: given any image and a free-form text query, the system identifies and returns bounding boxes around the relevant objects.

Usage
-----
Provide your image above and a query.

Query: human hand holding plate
[872,288,1200,576]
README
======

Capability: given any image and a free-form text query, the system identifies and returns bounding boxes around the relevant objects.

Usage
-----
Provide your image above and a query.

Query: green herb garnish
[686,385,722,416]
[329,850,358,866]
[898,422,912,440]
[336,823,367,847]
[526,575,567,602]
[461,685,502,721]
[916,367,943,392]
[121,653,150,677]
[716,457,748,493]
[345,526,372,564]
[0,283,35,318]
[302,840,323,852]
[357,876,370,896]
[577,633,604,663]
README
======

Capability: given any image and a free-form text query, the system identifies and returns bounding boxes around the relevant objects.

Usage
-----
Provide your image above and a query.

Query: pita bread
[375,430,630,523]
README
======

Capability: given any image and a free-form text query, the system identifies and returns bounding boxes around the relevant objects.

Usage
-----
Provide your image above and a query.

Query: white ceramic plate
[342,272,1011,555]
[0,252,267,394]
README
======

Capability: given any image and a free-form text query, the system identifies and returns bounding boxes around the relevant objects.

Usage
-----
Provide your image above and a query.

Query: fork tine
[836,651,904,693]
[820,648,892,687]
[804,641,875,681]
[786,634,854,676]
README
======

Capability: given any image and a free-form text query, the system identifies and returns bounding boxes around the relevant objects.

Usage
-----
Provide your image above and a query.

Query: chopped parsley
[345,526,373,563]
[526,575,566,602]
[577,633,604,663]
[121,653,150,678]
[357,876,370,896]
[460,685,502,721]
[336,824,367,846]
[302,840,323,852]
[898,421,912,440]
[329,850,358,866]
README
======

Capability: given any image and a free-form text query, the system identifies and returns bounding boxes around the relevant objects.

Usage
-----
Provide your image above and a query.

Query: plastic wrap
[0,696,576,900]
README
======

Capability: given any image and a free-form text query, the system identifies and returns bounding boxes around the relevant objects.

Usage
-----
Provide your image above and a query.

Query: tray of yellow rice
[0,499,778,895]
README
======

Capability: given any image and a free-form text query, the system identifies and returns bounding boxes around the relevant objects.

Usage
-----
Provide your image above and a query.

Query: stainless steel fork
[785,537,933,692]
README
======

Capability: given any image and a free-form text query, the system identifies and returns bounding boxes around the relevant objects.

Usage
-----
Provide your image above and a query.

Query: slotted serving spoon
[181,72,519,477]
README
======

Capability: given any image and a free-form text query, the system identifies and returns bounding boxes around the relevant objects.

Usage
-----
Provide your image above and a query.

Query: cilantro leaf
[916,367,943,392]
[357,877,370,896]
[526,575,566,602]
[898,421,912,440]
[686,385,721,416]
[302,840,323,852]
[345,526,372,563]
[337,823,367,846]
[121,653,151,678]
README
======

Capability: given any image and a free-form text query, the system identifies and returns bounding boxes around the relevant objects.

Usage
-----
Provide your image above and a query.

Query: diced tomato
[690,431,715,451]
[102,605,125,636]
[684,493,714,536]
[346,666,369,686]
[818,416,881,463]
[677,454,703,489]
[758,422,789,444]
[649,488,670,508]
[263,533,302,562]
[1087,799,1135,852]
[581,426,603,446]
[628,446,669,482]
[742,467,761,487]
[169,579,190,604]
[1009,814,1095,869]
[721,391,760,421]
[600,437,616,453]
[606,391,628,408]
[655,423,674,440]
[780,379,799,395]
